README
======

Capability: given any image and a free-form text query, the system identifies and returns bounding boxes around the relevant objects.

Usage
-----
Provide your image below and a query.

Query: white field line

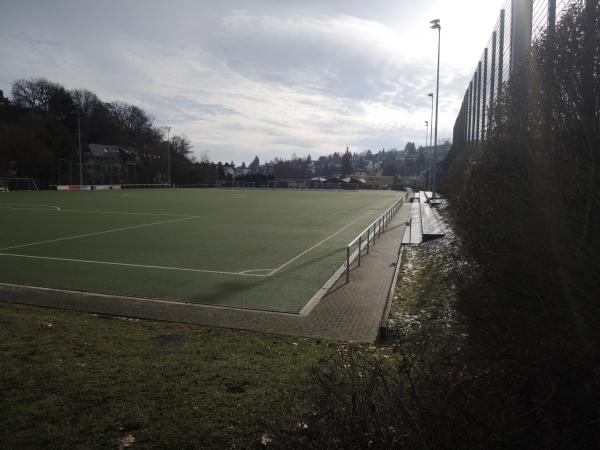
[267,210,375,276]
[239,269,273,275]
[59,208,198,218]
[0,253,268,277]
[0,204,197,218]
[0,216,198,252]
[268,197,399,276]
[0,197,400,279]
[0,204,61,211]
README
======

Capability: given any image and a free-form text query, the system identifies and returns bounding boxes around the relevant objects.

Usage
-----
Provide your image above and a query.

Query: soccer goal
[234,181,256,189]
[337,183,359,191]
[314,183,337,190]
[288,181,306,189]
[0,177,39,191]
[268,180,289,189]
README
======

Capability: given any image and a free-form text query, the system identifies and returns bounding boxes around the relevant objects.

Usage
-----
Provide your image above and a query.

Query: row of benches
[401,191,445,245]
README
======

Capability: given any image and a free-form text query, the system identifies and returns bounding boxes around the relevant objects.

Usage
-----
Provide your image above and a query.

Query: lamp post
[77,107,83,186]
[428,93,434,148]
[430,19,441,199]
[427,92,434,192]
[425,120,430,190]
[165,126,171,187]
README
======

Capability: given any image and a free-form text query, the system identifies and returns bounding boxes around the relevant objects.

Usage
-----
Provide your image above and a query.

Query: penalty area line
[267,197,399,277]
[0,205,198,218]
[0,253,269,277]
[59,208,198,218]
[0,216,198,252]
[268,209,375,276]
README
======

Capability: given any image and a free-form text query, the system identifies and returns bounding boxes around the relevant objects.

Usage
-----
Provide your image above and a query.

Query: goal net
[268,180,306,189]
[234,181,256,189]
[337,183,359,191]
[268,180,289,189]
[288,181,306,189]
[313,183,337,190]
[0,177,39,191]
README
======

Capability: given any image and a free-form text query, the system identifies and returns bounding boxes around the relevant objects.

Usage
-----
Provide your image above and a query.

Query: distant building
[0,90,10,106]
[351,175,394,187]
[86,143,142,185]
[88,143,124,160]
[235,166,250,177]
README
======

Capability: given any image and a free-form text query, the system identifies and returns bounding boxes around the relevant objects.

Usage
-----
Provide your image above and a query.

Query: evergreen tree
[341,147,353,177]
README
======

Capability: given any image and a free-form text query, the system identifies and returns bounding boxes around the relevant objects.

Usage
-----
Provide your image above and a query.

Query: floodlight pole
[166,126,172,187]
[425,121,429,148]
[428,93,434,149]
[427,93,434,191]
[78,108,83,186]
[430,20,441,199]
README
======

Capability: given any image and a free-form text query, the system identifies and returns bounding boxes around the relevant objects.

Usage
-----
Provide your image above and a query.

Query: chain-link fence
[452,0,571,148]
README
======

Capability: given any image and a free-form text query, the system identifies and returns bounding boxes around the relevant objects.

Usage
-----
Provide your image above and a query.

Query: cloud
[0,0,505,163]
[212,12,431,102]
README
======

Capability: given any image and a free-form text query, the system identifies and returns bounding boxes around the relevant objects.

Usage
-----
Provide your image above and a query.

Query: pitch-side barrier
[344,190,412,283]
[51,184,171,191]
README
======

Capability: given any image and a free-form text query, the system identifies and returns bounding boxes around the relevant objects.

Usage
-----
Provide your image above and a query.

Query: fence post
[358,236,362,266]
[346,246,350,284]
[367,228,370,253]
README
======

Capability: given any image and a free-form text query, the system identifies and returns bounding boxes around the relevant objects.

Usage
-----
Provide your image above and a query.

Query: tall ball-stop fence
[451,0,571,149]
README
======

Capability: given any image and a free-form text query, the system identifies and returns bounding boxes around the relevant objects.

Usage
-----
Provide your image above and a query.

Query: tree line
[1,76,449,188]
[0,78,219,187]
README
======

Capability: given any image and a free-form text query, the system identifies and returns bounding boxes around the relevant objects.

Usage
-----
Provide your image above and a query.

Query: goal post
[313,183,337,190]
[233,181,256,189]
[268,180,289,189]
[337,183,359,191]
[0,177,39,191]
[268,180,306,189]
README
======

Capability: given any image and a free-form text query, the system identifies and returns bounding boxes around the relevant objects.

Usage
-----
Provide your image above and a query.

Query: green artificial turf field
[0,188,402,312]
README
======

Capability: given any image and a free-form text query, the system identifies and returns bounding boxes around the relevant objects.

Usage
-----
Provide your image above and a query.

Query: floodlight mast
[428,93,434,149]
[428,92,434,191]
[77,107,83,186]
[165,126,172,187]
[430,19,441,199]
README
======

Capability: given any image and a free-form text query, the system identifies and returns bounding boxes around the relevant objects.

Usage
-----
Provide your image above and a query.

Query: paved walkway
[0,203,411,343]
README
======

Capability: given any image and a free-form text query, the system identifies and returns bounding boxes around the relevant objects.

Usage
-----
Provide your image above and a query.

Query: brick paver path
[0,203,411,343]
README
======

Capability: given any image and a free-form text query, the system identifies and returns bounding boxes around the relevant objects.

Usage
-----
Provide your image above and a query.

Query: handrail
[348,198,404,247]
[344,189,412,283]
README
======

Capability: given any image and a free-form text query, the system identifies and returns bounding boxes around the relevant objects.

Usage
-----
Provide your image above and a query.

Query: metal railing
[344,190,412,283]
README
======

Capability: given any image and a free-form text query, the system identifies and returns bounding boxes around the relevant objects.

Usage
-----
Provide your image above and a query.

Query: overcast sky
[1,0,503,164]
